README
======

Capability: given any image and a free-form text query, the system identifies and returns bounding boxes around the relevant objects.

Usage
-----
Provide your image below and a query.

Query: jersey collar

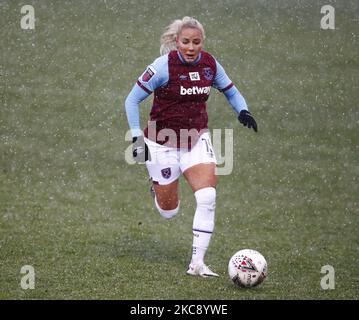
[177,50,202,66]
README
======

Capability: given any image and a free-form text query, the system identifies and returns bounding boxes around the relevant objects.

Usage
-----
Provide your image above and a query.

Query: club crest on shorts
[161,167,171,179]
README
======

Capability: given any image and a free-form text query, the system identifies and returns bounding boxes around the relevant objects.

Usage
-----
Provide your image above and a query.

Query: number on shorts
[201,137,214,157]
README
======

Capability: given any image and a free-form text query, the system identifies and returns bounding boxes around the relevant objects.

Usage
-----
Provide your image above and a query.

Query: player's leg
[152,179,180,219]
[180,132,219,277]
[184,162,217,193]
[183,163,218,277]
[145,137,181,219]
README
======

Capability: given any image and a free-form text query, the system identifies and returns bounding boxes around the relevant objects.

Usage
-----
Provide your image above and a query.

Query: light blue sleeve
[125,54,169,138]
[137,54,169,93]
[213,60,233,91]
[125,84,150,137]
[223,86,248,114]
[213,59,248,114]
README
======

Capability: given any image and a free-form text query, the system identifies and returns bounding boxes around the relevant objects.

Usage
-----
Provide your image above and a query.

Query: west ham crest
[203,67,213,80]
[161,167,172,179]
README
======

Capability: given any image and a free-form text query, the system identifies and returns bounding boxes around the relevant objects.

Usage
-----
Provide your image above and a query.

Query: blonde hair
[160,16,205,55]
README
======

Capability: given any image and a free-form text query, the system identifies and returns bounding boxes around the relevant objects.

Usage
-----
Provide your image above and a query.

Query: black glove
[238,110,258,132]
[132,136,151,163]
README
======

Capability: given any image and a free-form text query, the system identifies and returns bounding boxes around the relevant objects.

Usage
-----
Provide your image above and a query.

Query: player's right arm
[125,55,169,162]
[125,54,169,138]
[125,85,150,138]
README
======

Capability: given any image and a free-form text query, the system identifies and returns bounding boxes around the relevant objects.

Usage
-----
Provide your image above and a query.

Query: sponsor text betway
[180,86,211,95]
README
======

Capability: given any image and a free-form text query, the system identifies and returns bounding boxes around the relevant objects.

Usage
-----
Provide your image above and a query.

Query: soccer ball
[228,249,268,288]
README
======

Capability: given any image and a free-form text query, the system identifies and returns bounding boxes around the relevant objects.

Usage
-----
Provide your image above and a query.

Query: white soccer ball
[228,249,268,288]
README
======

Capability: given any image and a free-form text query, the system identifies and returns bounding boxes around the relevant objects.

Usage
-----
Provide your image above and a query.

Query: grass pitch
[1,0,358,300]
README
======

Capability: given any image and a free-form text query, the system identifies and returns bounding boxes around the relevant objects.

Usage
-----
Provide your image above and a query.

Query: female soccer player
[125,17,257,277]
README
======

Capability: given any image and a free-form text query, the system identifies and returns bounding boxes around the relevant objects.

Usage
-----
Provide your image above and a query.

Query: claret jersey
[125,50,248,148]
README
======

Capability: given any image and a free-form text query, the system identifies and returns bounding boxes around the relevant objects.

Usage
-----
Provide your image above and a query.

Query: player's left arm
[213,60,258,132]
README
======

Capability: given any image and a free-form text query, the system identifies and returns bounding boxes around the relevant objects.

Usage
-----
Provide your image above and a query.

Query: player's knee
[193,187,216,232]
[155,197,180,219]
[194,187,216,210]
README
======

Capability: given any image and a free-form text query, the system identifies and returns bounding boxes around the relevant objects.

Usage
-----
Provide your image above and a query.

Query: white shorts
[145,132,217,185]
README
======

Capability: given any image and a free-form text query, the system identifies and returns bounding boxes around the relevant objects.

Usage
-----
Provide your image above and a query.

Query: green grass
[1,0,358,299]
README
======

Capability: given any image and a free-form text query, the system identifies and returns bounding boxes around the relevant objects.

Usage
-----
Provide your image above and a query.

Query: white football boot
[186,263,219,278]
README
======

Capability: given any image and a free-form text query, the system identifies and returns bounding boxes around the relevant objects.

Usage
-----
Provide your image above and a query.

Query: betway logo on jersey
[180,85,211,96]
